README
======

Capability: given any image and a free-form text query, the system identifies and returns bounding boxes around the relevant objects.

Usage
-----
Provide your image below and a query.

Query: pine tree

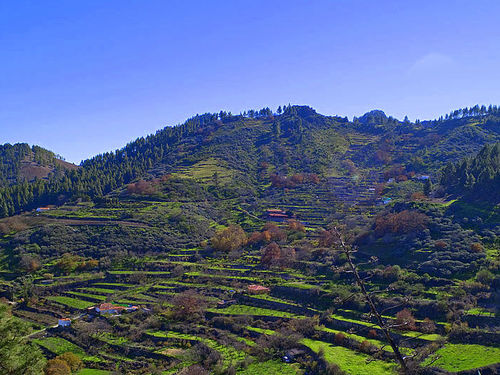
[423,178,432,196]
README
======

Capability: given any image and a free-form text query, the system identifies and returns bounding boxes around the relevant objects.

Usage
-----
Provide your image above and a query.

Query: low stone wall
[237,294,317,317]
[448,330,500,347]
[457,364,500,375]
[271,286,332,310]
[205,311,284,323]
[322,319,429,347]
[19,304,64,319]
[463,314,500,329]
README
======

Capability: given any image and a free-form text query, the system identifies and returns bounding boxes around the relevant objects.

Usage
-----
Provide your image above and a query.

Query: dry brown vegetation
[211,225,247,252]
[374,210,429,236]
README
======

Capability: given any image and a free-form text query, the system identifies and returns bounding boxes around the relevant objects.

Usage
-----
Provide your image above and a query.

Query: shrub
[261,242,296,268]
[261,242,282,266]
[374,183,385,196]
[476,268,494,285]
[382,265,401,281]
[190,343,222,370]
[287,219,305,233]
[171,290,207,320]
[470,242,484,253]
[211,225,247,252]
[334,332,345,345]
[395,309,416,331]
[318,229,335,248]
[178,365,210,375]
[374,210,429,236]
[410,192,426,201]
[434,240,448,250]
[287,317,318,336]
[359,340,375,353]
[126,179,157,195]
[55,253,84,275]
[420,318,436,334]
[56,352,82,373]
[19,255,41,273]
[44,359,71,375]
[262,223,287,242]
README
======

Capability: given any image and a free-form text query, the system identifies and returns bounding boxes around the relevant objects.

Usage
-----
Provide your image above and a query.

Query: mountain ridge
[0,104,499,218]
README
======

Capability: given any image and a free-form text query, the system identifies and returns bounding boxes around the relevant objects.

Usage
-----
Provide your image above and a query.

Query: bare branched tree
[331,227,410,374]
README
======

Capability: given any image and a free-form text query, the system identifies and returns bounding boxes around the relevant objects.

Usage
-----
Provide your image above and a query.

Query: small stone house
[58,318,71,327]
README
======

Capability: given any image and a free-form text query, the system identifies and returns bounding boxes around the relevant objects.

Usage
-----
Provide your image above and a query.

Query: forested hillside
[0,143,76,186]
[441,142,500,201]
[1,105,500,218]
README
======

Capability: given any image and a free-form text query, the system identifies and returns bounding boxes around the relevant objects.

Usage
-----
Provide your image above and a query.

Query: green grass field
[77,369,110,375]
[301,338,396,375]
[47,295,95,309]
[33,337,101,362]
[147,330,246,368]
[422,344,500,372]
[237,360,301,374]
[67,291,108,301]
[172,157,234,185]
[79,287,118,294]
[207,304,301,318]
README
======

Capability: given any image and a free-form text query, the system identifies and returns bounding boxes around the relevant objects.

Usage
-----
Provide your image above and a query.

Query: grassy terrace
[421,344,500,372]
[245,326,276,335]
[46,296,95,309]
[147,330,247,368]
[301,338,396,375]
[399,330,443,341]
[33,337,101,362]
[79,287,119,294]
[237,360,301,375]
[67,291,108,301]
[246,294,300,306]
[465,307,496,317]
[108,270,171,275]
[184,271,261,281]
[77,369,110,375]
[93,332,129,346]
[159,280,237,290]
[207,304,301,318]
[93,282,134,288]
[318,326,396,353]
[281,282,324,290]
[330,312,444,341]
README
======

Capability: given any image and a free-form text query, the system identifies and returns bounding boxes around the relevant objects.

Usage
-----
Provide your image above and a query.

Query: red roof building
[265,209,294,221]
[247,284,270,294]
[95,303,138,314]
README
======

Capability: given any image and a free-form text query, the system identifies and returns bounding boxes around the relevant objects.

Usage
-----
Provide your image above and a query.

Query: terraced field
[14,248,497,375]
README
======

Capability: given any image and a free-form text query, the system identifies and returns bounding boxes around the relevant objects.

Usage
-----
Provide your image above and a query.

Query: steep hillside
[0,143,77,186]
[1,105,499,219]
[441,142,500,202]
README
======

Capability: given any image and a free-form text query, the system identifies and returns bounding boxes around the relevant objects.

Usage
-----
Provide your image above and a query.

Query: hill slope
[0,105,499,375]
[0,143,77,186]
[1,105,499,218]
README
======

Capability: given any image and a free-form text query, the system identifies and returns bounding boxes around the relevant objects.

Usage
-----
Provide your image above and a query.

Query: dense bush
[261,242,296,268]
[374,210,429,236]
[211,225,247,252]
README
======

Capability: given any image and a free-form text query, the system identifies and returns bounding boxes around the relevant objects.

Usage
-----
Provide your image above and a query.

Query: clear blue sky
[1,1,499,163]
